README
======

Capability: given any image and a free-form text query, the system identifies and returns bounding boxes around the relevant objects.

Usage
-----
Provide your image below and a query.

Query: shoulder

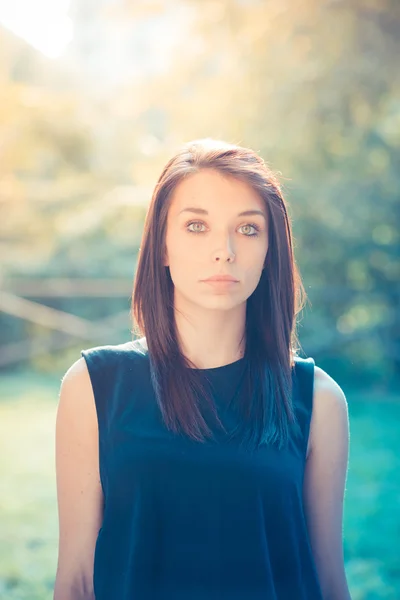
[58,356,98,438]
[81,338,146,361]
[313,366,348,418]
[80,337,148,371]
[60,354,92,393]
[59,339,143,407]
[308,365,349,457]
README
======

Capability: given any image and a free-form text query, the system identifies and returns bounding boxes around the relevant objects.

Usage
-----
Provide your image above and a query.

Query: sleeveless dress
[81,338,323,600]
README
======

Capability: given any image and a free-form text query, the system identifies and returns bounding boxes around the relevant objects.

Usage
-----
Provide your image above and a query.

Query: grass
[0,371,399,599]
[343,398,400,599]
[0,372,60,600]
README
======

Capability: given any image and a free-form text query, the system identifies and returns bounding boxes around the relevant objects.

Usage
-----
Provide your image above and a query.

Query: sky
[0,0,73,58]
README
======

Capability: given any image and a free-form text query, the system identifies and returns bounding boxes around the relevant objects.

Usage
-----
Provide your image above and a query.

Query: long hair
[132,138,307,450]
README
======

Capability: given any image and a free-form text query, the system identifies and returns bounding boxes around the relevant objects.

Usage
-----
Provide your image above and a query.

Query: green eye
[187,221,206,233]
[185,221,260,237]
[239,224,260,237]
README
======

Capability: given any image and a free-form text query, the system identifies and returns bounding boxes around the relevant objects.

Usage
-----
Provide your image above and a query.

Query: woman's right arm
[54,357,104,600]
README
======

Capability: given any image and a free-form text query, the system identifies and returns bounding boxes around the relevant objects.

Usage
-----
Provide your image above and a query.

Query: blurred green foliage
[1,0,399,387]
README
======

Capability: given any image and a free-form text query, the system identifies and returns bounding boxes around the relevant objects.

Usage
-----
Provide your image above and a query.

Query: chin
[174,286,246,310]
[199,296,245,311]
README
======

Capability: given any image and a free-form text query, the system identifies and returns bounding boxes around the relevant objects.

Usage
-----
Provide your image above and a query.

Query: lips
[202,275,239,282]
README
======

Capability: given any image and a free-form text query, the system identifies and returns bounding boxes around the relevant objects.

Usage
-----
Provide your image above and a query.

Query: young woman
[54,138,351,600]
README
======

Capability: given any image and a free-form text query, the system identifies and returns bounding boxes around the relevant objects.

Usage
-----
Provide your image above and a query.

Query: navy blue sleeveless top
[81,338,323,600]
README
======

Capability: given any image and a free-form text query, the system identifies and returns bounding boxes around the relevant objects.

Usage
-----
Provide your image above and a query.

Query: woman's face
[164,168,269,312]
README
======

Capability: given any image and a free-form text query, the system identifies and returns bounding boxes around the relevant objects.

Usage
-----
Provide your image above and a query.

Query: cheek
[167,233,202,265]
[169,241,195,265]
[241,248,267,284]
[242,242,267,268]
[166,229,188,254]
[243,265,264,289]
[167,242,198,282]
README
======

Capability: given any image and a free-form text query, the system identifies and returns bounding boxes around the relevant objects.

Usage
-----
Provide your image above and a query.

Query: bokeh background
[1,1,399,599]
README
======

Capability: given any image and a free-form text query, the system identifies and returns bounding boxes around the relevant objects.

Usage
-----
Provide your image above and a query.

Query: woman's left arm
[303,366,352,600]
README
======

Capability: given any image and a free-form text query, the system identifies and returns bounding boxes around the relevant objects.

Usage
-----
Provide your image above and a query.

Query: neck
[173,296,246,370]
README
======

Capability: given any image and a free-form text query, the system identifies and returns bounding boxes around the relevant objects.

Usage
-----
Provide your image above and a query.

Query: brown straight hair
[132,138,307,450]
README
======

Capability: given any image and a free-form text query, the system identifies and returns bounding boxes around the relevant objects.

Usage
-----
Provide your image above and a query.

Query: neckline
[189,356,246,373]
[134,338,247,374]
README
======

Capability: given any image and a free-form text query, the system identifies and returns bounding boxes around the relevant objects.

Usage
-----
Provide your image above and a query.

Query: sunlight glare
[0,0,73,58]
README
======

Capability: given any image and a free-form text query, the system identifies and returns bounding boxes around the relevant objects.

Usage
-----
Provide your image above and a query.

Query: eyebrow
[178,207,266,219]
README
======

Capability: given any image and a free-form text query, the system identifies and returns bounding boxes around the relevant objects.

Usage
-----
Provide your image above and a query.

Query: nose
[212,237,236,263]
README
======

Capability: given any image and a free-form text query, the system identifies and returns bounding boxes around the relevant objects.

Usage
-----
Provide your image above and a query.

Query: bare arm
[54,357,104,600]
[303,366,352,600]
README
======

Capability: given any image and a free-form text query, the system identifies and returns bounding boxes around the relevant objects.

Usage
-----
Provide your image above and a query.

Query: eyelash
[185,221,261,237]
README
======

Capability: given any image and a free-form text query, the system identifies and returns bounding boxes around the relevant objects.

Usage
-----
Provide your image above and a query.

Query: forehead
[169,169,266,215]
